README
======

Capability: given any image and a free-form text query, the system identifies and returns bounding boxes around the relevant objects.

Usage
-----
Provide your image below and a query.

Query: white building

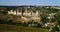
[8,9,39,17]
[8,9,22,15]
[32,11,38,17]
[13,11,16,15]
[8,10,14,14]
[16,9,22,15]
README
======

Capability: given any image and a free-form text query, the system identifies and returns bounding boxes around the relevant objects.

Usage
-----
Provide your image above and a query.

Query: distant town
[0,6,60,32]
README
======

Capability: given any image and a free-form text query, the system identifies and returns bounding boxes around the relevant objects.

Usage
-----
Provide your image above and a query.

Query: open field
[0,24,48,32]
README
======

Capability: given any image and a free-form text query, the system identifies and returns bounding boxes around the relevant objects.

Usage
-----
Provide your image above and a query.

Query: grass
[0,24,49,32]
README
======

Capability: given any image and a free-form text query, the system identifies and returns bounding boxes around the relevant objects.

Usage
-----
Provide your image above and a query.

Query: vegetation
[0,24,49,32]
[0,6,60,32]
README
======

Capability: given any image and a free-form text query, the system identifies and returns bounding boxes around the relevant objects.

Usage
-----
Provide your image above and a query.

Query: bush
[7,20,14,25]
[52,25,60,32]
[0,19,7,24]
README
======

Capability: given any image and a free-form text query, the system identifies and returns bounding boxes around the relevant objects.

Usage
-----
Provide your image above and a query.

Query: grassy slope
[0,24,48,32]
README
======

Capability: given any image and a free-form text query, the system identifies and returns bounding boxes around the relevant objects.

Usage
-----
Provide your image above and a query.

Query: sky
[0,0,60,6]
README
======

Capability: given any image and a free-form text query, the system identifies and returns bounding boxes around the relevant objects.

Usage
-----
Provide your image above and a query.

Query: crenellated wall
[8,9,39,17]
